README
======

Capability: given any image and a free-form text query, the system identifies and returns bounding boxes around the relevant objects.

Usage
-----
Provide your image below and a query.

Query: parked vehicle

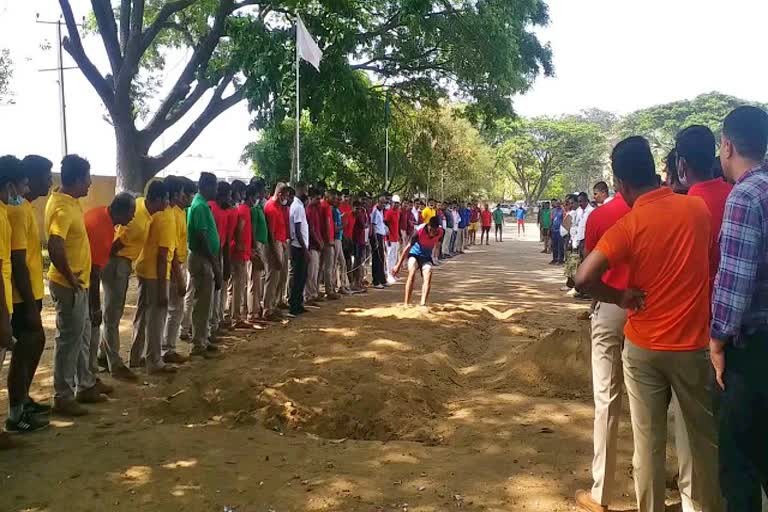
[497,203,514,216]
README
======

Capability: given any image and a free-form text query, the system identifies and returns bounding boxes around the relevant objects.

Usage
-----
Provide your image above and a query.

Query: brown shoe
[326,293,341,300]
[111,365,139,382]
[75,386,108,404]
[163,352,188,364]
[53,398,89,417]
[93,378,114,395]
[575,490,607,512]
[147,365,178,375]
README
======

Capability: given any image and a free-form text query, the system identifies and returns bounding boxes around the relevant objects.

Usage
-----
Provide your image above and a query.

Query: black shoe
[5,411,50,433]
[23,399,52,416]
[206,344,220,352]
[290,307,308,315]
[97,354,108,370]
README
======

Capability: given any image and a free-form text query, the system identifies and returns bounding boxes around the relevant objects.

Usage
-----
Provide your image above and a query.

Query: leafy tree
[616,91,767,163]
[0,48,13,104]
[59,0,553,192]
[495,117,605,205]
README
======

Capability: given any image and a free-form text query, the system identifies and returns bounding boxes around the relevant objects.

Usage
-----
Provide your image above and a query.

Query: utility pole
[36,14,82,159]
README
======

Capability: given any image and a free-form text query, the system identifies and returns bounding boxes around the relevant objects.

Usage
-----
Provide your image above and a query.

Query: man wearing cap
[384,195,402,283]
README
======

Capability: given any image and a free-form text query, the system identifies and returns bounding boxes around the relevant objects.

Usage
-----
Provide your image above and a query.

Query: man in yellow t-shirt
[162,176,194,364]
[6,155,53,432]
[420,200,436,225]
[46,155,105,417]
[128,181,176,374]
[99,195,150,380]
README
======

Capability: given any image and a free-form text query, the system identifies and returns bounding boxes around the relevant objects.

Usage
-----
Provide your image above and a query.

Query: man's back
[688,178,733,285]
[596,188,711,351]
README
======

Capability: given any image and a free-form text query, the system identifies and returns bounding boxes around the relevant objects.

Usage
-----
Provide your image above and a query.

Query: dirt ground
[0,222,687,512]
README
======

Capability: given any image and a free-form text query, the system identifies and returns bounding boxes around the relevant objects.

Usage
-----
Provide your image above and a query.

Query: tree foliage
[0,48,13,104]
[60,0,553,192]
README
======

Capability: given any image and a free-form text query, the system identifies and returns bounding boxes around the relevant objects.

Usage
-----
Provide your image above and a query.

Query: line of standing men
[574,106,768,512]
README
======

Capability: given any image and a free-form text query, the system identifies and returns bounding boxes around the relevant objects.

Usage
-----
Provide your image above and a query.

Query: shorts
[564,252,581,280]
[11,299,44,339]
[408,255,434,273]
[517,219,525,225]
[469,222,479,232]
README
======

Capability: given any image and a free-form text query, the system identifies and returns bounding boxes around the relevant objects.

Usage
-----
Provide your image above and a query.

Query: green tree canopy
[0,48,13,104]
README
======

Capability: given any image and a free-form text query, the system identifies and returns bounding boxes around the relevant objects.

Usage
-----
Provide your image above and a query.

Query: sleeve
[711,190,763,340]
[157,212,176,250]
[47,205,71,239]
[8,207,27,251]
[594,218,632,270]
[187,205,205,235]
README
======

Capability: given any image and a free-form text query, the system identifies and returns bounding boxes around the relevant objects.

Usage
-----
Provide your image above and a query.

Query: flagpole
[295,16,301,184]
[385,126,389,189]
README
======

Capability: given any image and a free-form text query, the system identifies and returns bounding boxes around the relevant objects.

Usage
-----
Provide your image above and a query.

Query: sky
[1,0,767,177]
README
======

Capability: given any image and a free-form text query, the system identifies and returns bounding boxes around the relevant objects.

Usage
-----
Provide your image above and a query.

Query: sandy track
[0,224,685,512]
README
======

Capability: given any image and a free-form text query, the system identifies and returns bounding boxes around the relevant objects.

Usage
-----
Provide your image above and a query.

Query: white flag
[297,15,323,71]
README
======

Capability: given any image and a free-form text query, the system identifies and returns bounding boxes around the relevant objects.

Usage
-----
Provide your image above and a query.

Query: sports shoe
[147,365,178,375]
[5,411,49,434]
[111,365,139,382]
[574,490,608,512]
[373,284,385,289]
[179,331,191,341]
[24,399,52,415]
[75,386,108,404]
[190,347,214,358]
[53,398,89,417]
[326,293,341,300]
[163,352,188,364]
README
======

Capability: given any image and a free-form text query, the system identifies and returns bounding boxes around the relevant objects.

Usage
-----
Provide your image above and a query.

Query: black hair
[656,174,663,186]
[675,125,716,179]
[253,180,265,193]
[666,149,678,183]
[428,216,440,229]
[146,180,168,202]
[352,200,361,207]
[181,177,197,194]
[593,181,609,195]
[199,172,217,190]
[577,191,589,201]
[611,136,657,187]
[164,175,183,198]
[21,155,52,180]
[245,183,258,200]
[722,106,768,161]
[0,155,23,187]
[60,154,90,187]
[308,187,322,198]
[341,188,350,196]
[231,179,246,195]
[712,156,724,180]
[111,192,136,216]
[217,180,232,197]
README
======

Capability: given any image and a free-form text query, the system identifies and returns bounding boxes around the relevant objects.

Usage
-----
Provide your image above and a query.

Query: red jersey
[231,203,253,261]
[470,208,480,223]
[209,201,230,249]
[687,178,733,290]
[306,202,323,250]
[384,208,401,242]
[584,194,632,289]
[264,198,288,242]
[353,208,369,246]
[319,199,334,244]
[340,202,354,240]
[480,210,492,227]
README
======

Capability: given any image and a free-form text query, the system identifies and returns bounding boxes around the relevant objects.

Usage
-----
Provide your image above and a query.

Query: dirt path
[0,223,683,512]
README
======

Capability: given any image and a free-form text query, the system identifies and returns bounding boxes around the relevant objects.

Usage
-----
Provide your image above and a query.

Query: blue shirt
[711,163,768,345]
[459,208,470,228]
[332,207,343,240]
[551,207,564,231]
[516,208,526,221]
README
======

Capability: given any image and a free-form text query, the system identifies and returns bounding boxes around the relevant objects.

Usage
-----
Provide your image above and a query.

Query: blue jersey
[551,207,564,230]
[516,208,526,220]
[459,208,470,228]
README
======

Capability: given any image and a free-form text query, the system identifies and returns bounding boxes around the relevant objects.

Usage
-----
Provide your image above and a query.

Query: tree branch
[91,0,123,75]
[58,0,115,112]
[147,82,245,174]
[139,0,197,57]
[141,77,211,143]
[119,0,131,52]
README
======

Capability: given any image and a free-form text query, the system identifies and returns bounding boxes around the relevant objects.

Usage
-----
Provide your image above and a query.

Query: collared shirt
[115,197,150,262]
[264,198,288,242]
[8,200,44,302]
[84,206,115,270]
[0,202,12,312]
[573,204,595,247]
[187,193,220,256]
[384,208,401,242]
[421,207,436,224]
[45,190,92,289]
[371,206,388,236]
[305,202,322,250]
[711,163,768,345]
[251,202,268,245]
[596,187,711,352]
[289,196,309,249]
[136,207,176,280]
[333,206,343,241]
[340,202,354,240]
[688,178,734,292]
[231,203,253,261]
[585,193,631,290]
[172,205,188,264]
[319,199,334,244]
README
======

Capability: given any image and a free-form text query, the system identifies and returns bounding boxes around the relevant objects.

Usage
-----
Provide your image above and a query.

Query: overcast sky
[1,0,767,177]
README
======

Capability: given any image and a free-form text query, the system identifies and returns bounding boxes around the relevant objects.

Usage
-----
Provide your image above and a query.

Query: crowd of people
[555,105,768,512]
[0,161,509,441]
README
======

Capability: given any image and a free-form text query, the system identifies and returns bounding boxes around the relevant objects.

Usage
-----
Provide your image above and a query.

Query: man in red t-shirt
[224,180,253,328]
[384,195,402,283]
[319,189,339,299]
[208,181,233,334]
[351,199,369,291]
[676,125,733,297]
[575,188,631,512]
[263,183,290,320]
[480,204,492,245]
[339,190,355,291]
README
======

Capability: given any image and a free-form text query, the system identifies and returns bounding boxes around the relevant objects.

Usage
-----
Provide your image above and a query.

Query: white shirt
[371,206,388,236]
[289,197,309,249]
[573,204,595,248]
[411,207,420,223]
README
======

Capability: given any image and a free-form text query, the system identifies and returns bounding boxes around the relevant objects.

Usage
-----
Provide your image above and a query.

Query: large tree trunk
[115,125,149,194]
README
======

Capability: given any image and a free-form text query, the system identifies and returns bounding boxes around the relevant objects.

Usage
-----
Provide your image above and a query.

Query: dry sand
[0,224,686,511]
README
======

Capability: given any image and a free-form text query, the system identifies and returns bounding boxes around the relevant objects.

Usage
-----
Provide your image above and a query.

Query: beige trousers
[247,241,266,319]
[305,249,321,302]
[590,301,627,505]
[333,239,349,290]
[263,241,288,313]
[622,341,722,512]
[225,259,247,323]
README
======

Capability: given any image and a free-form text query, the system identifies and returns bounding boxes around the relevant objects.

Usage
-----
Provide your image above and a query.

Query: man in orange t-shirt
[575,136,722,512]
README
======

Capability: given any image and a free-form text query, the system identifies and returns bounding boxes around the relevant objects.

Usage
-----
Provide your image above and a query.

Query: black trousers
[717,334,768,511]
[289,246,308,313]
[8,299,45,408]
[371,234,387,286]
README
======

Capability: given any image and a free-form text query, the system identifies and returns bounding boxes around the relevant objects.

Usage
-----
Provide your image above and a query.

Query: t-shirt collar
[634,187,672,208]
[736,162,768,185]
[687,177,725,194]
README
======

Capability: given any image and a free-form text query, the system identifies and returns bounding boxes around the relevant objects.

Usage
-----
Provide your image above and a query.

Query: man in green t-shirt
[538,202,552,253]
[493,204,505,242]
[248,179,268,322]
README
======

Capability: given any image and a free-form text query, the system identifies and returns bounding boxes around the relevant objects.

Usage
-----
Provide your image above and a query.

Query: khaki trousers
[590,301,627,505]
[623,341,722,512]
[264,241,288,313]
[225,259,247,323]
[129,278,169,371]
[334,239,349,290]
[163,267,186,355]
[305,249,321,301]
[188,252,214,350]
[247,241,266,319]
[321,243,335,295]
